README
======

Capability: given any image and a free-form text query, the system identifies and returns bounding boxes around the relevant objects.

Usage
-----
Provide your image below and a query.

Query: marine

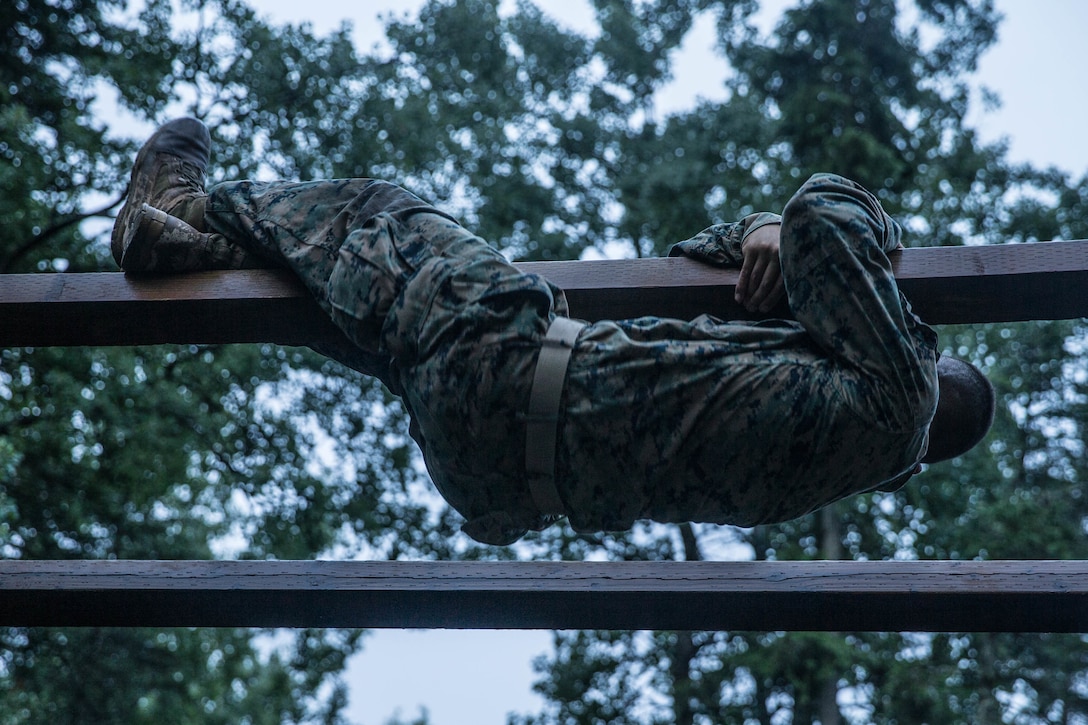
[112,118,995,545]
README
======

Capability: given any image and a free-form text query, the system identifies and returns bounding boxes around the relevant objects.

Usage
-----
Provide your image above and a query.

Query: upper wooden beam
[1,559,1086,632]
[2,241,1087,347]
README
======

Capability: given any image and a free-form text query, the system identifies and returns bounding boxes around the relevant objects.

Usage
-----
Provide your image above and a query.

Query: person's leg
[205,176,547,367]
[207,178,570,544]
[205,178,440,268]
[779,173,938,431]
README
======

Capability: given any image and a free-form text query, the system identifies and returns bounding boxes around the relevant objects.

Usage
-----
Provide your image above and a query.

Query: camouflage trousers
[204,174,938,545]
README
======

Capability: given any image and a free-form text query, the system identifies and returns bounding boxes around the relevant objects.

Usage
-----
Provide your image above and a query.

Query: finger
[748,273,771,312]
[736,258,752,304]
[747,258,782,312]
[769,277,787,310]
[744,256,770,310]
[757,268,785,313]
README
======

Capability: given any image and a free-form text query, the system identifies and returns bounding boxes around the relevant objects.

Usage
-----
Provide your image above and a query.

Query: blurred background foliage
[2,0,1087,722]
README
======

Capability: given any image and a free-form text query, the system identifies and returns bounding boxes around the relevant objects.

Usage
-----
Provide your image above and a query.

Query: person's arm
[669,212,784,313]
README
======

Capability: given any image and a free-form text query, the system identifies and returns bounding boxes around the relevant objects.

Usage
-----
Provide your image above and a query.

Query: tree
[5,0,1088,722]
[0,1,436,722]
[499,1,1088,723]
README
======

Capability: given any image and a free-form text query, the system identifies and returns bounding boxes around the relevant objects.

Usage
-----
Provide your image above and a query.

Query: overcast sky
[253,0,1088,176]
[235,2,1088,723]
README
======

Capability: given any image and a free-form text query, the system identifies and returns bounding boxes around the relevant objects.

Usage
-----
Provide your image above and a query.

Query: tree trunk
[818,676,842,725]
[671,524,703,725]
[816,504,843,725]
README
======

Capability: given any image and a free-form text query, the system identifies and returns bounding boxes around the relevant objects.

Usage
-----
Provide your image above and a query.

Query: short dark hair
[922,356,996,464]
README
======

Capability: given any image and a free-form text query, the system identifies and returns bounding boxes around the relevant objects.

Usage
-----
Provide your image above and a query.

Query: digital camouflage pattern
[561,174,938,538]
[205,178,567,543]
[203,173,938,545]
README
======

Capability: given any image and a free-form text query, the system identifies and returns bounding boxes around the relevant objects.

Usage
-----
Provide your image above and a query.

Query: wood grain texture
[1,559,1086,631]
[2,240,1087,347]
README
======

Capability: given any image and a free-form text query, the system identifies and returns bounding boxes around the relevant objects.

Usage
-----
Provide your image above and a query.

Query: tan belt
[525,316,585,515]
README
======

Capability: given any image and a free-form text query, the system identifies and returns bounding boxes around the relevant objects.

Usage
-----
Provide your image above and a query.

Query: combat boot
[111,117,219,266]
[112,118,265,272]
[120,204,264,273]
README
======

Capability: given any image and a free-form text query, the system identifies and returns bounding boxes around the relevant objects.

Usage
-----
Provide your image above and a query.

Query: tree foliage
[3,0,1088,723]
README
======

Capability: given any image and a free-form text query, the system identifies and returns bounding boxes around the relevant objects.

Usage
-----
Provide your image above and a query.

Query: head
[921,356,996,464]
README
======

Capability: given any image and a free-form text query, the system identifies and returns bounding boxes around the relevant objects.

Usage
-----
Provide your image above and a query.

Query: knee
[781,173,899,249]
[783,173,866,219]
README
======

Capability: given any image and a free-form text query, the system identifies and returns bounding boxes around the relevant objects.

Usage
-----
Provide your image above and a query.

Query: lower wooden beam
[1,560,1085,632]
[2,241,1087,347]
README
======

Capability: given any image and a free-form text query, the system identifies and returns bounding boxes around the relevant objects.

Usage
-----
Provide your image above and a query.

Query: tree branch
[0,192,125,274]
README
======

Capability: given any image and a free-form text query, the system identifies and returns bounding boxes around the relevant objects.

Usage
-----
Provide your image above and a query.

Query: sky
[213,2,1088,724]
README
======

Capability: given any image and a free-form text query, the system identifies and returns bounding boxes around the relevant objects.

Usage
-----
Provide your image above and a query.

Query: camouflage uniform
[204,173,938,545]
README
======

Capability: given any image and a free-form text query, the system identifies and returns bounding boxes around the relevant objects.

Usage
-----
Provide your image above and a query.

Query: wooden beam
[0,268,344,347]
[1,560,1086,632]
[541,239,1088,326]
[1,240,1086,347]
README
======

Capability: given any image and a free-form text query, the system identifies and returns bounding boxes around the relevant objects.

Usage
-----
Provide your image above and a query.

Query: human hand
[736,223,785,313]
